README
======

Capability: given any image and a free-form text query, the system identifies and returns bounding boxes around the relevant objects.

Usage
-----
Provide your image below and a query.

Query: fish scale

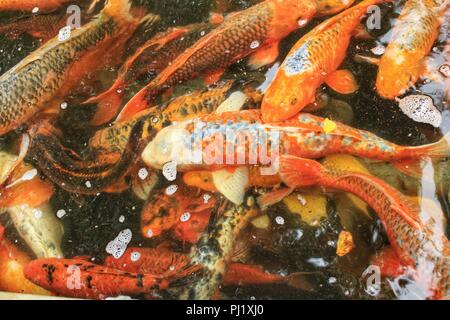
[0,17,116,134]
[376,0,447,99]
[321,170,449,298]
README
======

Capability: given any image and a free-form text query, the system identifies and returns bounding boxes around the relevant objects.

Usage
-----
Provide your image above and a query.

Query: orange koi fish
[277,155,449,299]
[86,22,219,125]
[376,0,447,99]
[24,257,199,299]
[0,161,54,209]
[143,110,450,175]
[0,0,158,136]
[141,186,217,242]
[118,0,318,119]
[104,247,314,291]
[261,0,387,122]
[0,0,69,12]
[0,224,52,295]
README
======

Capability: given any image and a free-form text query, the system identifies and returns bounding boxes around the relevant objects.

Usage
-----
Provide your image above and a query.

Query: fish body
[23,258,190,299]
[104,247,190,275]
[278,155,449,299]
[90,80,240,154]
[140,186,217,241]
[178,196,259,299]
[0,224,52,295]
[0,0,158,136]
[120,0,318,117]
[8,203,64,258]
[261,0,384,122]
[86,22,219,125]
[0,0,69,12]
[142,110,450,171]
[376,0,447,99]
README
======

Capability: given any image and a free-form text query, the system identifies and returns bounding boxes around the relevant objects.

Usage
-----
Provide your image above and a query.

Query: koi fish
[0,1,94,42]
[142,110,450,203]
[376,0,447,99]
[118,0,318,119]
[105,247,315,292]
[85,22,220,125]
[0,0,70,12]
[24,257,199,299]
[0,224,52,296]
[316,0,356,15]
[140,186,217,242]
[178,196,259,299]
[261,0,387,122]
[277,155,449,299]
[28,117,146,194]
[90,80,252,154]
[0,156,54,209]
[0,0,159,136]
[8,203,64,258]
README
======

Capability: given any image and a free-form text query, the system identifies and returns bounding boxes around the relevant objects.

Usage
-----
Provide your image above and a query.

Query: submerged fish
[143,110,450,178]
[105,247,314,292]
[261,0,386,122]
[85,22,220,125]
[90,80,252,154]
[0,0,70,12]
[140,186,217,242]
[8,203,64,258]
[178,196,259,299]
[0,0,158,136]
[118,0,318,119]
[277,155,449,299]
[376,0,447,99]
[0,224,52,296]
[24,257,199,299]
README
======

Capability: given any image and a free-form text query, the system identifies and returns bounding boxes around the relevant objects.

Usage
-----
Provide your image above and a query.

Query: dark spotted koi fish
[277,155,449,299]
[117,0,318,120]
[24,257,200,299]
[261,0,388,122]
[28,81,259,194]
[0,0,159,136]
[85,22,220,125]
[376,0,447,99]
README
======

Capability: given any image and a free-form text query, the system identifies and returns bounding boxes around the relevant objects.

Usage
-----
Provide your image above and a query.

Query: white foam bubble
[162,161,177,181]
[106,229,132,259]
[180,212,191,222]
[165,185,178,195]
[138,168,149,180]
[275,216,285,225]
[56,209,66,219]
[398,95,442,128]
[58,26,71,42]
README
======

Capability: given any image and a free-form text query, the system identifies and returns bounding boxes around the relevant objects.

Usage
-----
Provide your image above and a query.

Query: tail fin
[417,132,450,158]
[279,156,325,188]
[285,272,320,291]
[166,264,204,288]
[85,80,126,125]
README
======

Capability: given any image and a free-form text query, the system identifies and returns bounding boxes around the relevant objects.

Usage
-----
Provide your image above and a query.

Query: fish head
[269,0,318,37]
[376,50,421,100]
[141,120,199,170]
[261,72,316,122]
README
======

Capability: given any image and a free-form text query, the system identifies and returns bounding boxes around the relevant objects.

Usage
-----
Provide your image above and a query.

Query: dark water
[0,0,448,300]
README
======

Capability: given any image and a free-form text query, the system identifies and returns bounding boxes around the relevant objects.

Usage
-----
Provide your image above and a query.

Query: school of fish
[0,0,449,300]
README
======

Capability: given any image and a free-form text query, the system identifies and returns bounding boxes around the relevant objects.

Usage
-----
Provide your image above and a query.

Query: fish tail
[411,132,450,159]
[165,264,203,288]
[85,79,126,125]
